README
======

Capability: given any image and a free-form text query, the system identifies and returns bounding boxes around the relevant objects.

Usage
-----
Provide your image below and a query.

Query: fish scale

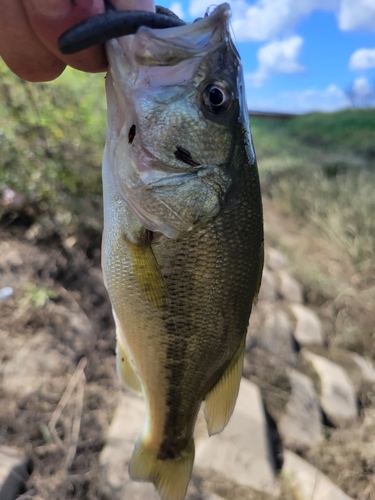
[101,4,264,500]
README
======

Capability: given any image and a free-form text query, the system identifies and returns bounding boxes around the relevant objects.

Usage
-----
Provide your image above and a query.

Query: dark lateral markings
[128,124,136,144]
[174,146,201,167]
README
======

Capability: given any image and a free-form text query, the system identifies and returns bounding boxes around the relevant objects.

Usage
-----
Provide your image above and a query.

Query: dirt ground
[0,222,118,500]
[1,197,375,499]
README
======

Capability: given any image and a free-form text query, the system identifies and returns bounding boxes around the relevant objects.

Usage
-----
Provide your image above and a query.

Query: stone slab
[277,270,303,303]
[195,378,279,496]
[247,304,297,365]
[258,268,278,303]
[99,392,158,500]
[0,446,31,500]
[351,353,375,383]
[261,307,297,364]
[289,304,324,346]
[266,248,286,271]
[283,450,353,500]
[303,350,358,425]
[278,369,322,451]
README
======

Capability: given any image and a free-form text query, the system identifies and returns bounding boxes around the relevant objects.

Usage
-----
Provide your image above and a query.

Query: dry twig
[48,357,87,436]
[65,370,86,470]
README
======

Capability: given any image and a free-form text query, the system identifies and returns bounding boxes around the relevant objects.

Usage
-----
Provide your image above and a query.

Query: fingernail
[28,0,72,19]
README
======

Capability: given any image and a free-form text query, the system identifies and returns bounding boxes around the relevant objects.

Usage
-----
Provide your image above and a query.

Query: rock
[0,287,14,303]
[302,350,358,426]
[203,493,226,500]
[277,270,303,303]
[247,304,297,364]
[195,378,280,497]
[258,268,278,302]
[283,450,353,500]
[244,347,291,422]
[0,446,31,500]
[259,307,297,364]
[266,248,286,271]
[288,303,324,346]
[351,353,375,383]
[99,391,158,500]
[278,369,322,451]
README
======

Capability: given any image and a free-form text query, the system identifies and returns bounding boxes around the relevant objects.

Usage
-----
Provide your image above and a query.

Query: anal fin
[116,336,143,395]
[204,339,245,436]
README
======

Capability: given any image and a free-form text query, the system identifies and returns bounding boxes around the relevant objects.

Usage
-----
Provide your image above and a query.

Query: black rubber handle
[58,3,185,55]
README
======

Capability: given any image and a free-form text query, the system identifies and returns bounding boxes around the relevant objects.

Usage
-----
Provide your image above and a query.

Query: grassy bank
[251,110,375,353]
[252,111,375,285]
[0,63,106,236]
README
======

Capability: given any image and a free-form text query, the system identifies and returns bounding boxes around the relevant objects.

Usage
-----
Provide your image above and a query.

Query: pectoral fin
[124,227,166,309]
[116,336,143,395]
[204,339,245,435]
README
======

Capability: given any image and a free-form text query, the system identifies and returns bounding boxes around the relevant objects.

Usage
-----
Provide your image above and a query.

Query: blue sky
[157,0,375,113]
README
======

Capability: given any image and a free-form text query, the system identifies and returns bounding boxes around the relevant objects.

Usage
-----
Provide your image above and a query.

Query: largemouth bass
[101,4,264,499]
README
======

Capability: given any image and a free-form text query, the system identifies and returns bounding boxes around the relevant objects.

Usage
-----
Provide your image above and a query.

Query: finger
[23,0,156,75]
[0,0,66,81]
[23,0,108,74]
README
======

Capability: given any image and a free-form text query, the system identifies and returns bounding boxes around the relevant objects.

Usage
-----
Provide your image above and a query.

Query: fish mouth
[59,3,231,58]
[106,4,232,90]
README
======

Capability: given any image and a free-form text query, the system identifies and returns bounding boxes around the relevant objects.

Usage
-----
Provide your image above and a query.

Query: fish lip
[130,4,231,57]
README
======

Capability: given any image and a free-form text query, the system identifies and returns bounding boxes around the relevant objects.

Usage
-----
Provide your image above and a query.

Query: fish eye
[202,82,232,114]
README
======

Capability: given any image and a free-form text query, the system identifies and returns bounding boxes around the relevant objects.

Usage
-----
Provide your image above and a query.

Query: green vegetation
[251,111,375,289]
[283,110,375,159]
[0,59,374,300]
[0,62,106,235]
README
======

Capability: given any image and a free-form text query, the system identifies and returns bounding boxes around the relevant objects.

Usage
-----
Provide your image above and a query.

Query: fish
[101,4,264,500]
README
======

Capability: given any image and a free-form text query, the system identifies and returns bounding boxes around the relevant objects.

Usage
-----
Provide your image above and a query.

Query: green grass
[0,62,107,235]
[283,109,375,159]
[251,112,375,284]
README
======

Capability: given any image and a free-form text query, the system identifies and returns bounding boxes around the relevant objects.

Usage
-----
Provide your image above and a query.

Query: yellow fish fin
[129,437,194,500]
[204,338,245,436]
[124,229,165,308]
[116,336,143,395]
[253,241,264,305]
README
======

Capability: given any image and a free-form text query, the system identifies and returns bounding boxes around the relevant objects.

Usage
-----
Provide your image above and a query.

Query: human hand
[0,0,155,82]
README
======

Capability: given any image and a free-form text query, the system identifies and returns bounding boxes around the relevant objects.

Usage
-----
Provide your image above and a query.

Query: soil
[1,197,375,500]
[0,223,118,500]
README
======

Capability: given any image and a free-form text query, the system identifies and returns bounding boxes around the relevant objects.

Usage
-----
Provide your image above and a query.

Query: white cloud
[188,0,375,40]
[247,84,350,113]
[345,78,375,107]
[189,0,336,41]
[349,47,375,69]
[189,0,218,17]
[247,36,304,87]
[169,1,185,20]
[231,0,335,42]
[352,77,372,95]
[338,0,375,31]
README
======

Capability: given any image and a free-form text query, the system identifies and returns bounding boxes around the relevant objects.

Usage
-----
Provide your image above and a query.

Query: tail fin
[129,437,195,500]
